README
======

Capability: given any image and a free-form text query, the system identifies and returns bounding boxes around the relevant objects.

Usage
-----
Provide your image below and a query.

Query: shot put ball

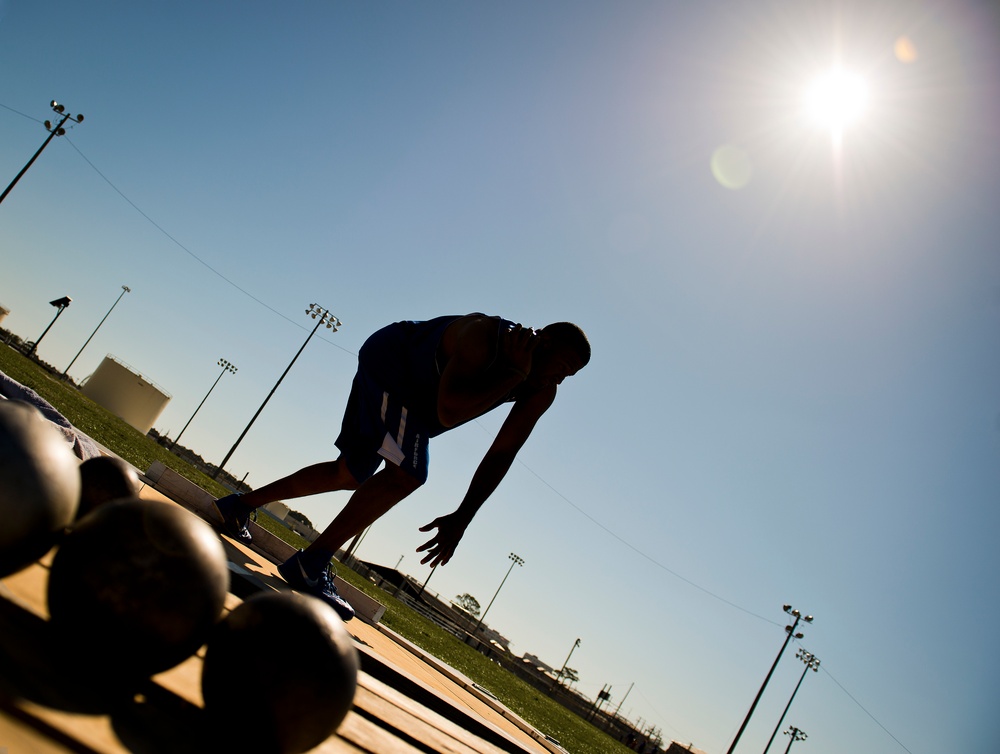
[0,400,80,577]
[202,591,359,754]
[47,497,229,681]
[77,455,140,520]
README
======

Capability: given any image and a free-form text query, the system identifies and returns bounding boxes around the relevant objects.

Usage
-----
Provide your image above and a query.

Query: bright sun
[803,68,869,133]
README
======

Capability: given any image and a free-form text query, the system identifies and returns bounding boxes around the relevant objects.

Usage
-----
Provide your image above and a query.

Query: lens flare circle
[894,36,918,63]
[710,144,752,190]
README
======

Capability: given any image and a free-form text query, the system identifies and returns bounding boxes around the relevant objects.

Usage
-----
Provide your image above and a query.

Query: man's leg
[278,462,422,622]
[238,458,359,509]
[214,458,357,543]
[306,461,423,557]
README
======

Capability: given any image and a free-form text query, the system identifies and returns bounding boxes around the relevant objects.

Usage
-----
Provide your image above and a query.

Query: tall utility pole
[613,681,634,717]
[1,101,84,206]
[762,650,820,754]
[171,358,237,449]
[473,552,523,636]
[29,296,72,356]
[590,684,612,719]
[62,285,130,378]
[344,522,372,565]
[554,638,581,687]
[213,304,340,479]
[416,562,439,598]
[725,605,813,754]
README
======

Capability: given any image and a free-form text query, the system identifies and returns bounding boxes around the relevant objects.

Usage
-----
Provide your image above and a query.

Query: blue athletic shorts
[334,361,431,485]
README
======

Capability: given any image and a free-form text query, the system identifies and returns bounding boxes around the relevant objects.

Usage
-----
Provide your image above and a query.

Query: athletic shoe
[278,550,356,622]
[213,493,252,543]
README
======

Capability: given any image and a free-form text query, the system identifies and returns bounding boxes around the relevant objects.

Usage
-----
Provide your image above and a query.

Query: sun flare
[803,68,869,133]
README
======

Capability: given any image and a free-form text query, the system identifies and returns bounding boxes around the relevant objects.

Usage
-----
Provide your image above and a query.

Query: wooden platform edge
[370,623,568,754]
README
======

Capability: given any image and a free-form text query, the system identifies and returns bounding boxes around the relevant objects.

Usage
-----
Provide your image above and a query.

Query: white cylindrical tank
[81,355,171,434]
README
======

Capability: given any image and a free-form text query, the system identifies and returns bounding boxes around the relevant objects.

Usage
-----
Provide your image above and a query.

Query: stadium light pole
[1,100,84,206]
[782,727,807,754]
[762,650,820,754]
[213,304,340,479]
[416,563,439,598]
[612,681,634,717]
[62,285,130,378]
[554,638,581,687]
[171,358,237,449]
[725,605,813,754]
[343,523,372,565]
[29,296,72,356]
[473,552,523,636]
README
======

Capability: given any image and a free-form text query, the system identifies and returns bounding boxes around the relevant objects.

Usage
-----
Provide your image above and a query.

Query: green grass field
[0,343,636,754]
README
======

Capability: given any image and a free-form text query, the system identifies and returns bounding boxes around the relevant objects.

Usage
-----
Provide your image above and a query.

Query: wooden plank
[336,711,427,754]
[0,703,104,754]
[0,551,53,617]
[353,677,513,754]
[353,645,544,754]
[0,697,127,754]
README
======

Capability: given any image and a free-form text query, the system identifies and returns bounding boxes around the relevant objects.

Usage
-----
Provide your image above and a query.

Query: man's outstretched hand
[416,512,469,567]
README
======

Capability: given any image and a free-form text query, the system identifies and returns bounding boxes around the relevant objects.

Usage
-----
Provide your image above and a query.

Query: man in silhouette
[214,313,590,620]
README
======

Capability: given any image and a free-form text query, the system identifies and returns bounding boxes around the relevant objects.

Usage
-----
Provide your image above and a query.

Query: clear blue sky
[2,2,998,752]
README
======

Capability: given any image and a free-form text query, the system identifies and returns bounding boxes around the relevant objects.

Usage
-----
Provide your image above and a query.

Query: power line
[64,138,353,353]
[820,665,914,754]
[0,102,39,122]
[515,453,780,626]
[635,687,689,743]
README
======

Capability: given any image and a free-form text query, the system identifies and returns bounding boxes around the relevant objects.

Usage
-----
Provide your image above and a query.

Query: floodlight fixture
[783,726,808,752]
[1,99,85,206]
[29,294,73,356]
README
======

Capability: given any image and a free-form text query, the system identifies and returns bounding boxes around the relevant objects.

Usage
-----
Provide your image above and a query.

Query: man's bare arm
[417,386,556,566]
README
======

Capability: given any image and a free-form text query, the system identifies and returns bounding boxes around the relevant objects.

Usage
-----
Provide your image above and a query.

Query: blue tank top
[359,314,515,436]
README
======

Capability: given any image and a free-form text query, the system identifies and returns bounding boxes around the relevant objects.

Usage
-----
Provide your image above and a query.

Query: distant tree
[454,593,481,617]
[561,667,580,685]
[286,509,314,529]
